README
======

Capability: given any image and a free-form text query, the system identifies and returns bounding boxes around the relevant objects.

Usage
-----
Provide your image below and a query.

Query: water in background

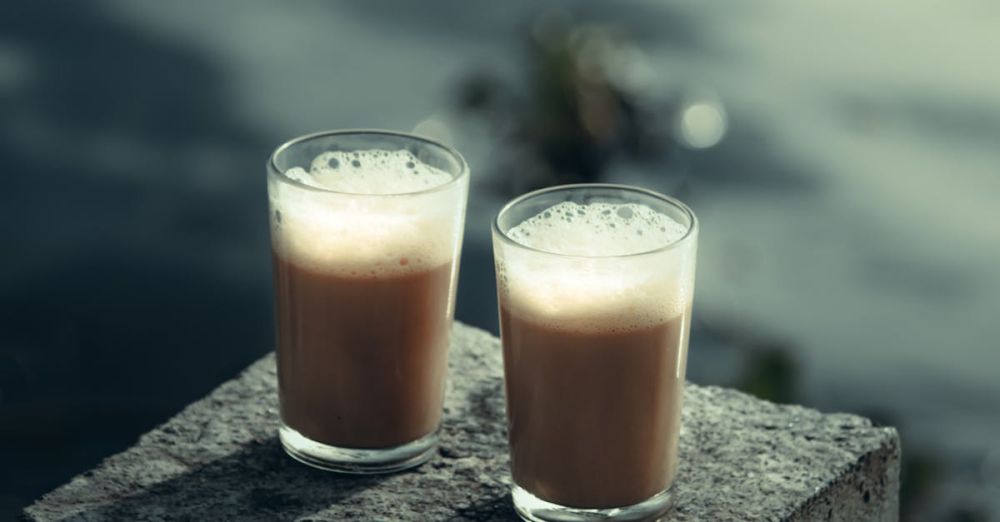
[1,1,998,520]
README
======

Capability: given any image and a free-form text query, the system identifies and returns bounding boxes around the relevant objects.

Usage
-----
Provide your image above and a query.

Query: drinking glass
[268,130,468,473]
[492,184,697,520]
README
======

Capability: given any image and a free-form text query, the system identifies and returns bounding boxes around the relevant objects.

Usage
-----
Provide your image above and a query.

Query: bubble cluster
[499,201,695,333]
[270,149,464,277]
[507,201,688,256]
[283,149,453,195]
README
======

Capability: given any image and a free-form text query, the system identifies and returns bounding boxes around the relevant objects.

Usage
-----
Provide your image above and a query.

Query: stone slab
[23,323,899,521]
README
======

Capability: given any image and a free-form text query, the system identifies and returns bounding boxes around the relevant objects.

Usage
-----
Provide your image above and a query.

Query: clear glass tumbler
[492,184,698,521]
[268,130,468,473]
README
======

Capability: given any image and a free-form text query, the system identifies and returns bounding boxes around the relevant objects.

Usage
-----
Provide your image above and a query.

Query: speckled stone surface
[23,322,899,521]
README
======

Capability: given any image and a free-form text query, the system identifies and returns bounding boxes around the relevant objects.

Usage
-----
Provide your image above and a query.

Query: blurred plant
[738,342,798,404]
[457,11,688,194]
[694,315,800,405]
[860,408,958,521]
[901,450,946,519]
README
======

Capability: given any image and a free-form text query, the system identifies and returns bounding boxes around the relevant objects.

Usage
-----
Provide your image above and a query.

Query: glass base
[511,484,674,522]
[278,423,438,474]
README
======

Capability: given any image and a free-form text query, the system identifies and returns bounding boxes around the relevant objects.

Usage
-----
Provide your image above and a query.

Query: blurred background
[1,1,998,520]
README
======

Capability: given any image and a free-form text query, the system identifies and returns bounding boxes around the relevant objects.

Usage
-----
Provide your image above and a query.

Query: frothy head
[506,201,688,256]
[284,149,454,195]
[270,149,466,277]
[496,201,696,333]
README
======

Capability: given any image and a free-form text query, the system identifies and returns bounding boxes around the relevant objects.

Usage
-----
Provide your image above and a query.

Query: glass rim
[492,183,698,259]
[267,129,469,197]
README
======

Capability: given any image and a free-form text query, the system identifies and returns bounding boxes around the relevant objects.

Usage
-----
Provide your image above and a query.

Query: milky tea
[269,139,467,471]
[494,192,697,512]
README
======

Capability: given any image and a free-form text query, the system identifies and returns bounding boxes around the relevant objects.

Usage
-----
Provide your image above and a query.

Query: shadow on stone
[448,493,517,521]
[64,437,391,521]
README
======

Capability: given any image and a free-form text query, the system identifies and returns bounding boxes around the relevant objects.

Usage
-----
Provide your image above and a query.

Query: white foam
[507,202,687,256]
[270,149,464,277]
[287,149,453,195]
[498,201,695,332]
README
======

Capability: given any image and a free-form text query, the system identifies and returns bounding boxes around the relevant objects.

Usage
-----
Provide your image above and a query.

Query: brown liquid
[500,305,690,509]
[273,251,453,449]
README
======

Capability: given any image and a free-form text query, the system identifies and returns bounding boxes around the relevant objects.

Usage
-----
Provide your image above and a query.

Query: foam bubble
[506,202,687,256]
[287,149,453,195]
[499,201,695,333]
[270,149,464,277]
